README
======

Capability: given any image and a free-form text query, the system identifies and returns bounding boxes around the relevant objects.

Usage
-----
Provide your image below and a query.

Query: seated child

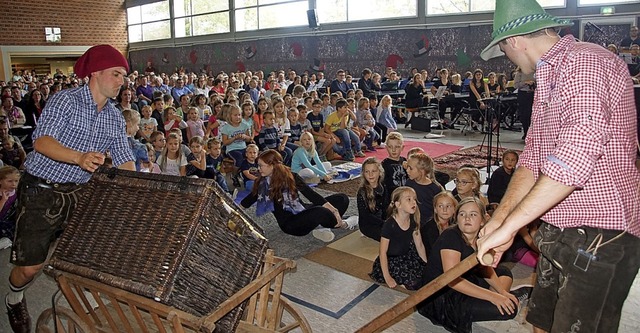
[122,109,150,172]
[163,106,187,136]
[257,111,292,165]
[240,144,260,191]
[418,197,519,332]
[157,133,187,176]
[0,166,20,249]
[487,149,518,204]
[139,105,158,143]
[141,143,161,174]
[186,136,207,177]
[204,138,230,192]
[357,157,388,241]
[454,167,489,207]
[186,107,206,141]
[150,131,166,160]
[0,137,21,168]
[369,186,428,290]
[291,132,333,183]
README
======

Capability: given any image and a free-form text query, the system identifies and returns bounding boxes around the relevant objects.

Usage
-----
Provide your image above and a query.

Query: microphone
[586,22,604,34]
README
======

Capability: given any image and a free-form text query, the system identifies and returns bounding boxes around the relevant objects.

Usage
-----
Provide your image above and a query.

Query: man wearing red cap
[5,45,135,333]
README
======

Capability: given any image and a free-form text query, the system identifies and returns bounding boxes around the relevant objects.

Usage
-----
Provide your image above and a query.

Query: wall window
[578,0,638,5]
[127,0,171,42]
[317,0,417,24]
[174,0,230,37]
[427,0,566,15]
[236,0,308,32]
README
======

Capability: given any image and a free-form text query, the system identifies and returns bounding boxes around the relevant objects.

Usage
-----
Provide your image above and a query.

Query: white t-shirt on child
[156,155,188,176]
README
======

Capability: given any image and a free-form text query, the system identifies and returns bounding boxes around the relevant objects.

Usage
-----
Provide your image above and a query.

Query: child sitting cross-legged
[291,132,333,183]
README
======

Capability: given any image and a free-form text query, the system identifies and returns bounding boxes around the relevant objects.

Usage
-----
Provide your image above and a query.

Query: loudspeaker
[307,9,318,28]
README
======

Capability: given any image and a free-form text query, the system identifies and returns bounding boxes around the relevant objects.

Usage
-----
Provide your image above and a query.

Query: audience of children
[369,186,428,290]
[291,132,333,183]
[357,158,387,241]
[418,197,520,332]
[0,166,19,250]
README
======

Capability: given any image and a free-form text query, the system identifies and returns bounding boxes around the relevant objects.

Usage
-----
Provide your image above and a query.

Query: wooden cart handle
[356,252,494,333]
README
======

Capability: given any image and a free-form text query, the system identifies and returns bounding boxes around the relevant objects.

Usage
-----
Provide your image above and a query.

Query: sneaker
[232,188,239,200]
[510,285,533,304]
[377,142,386,149]
[342,216,359,230]
[0,237,12,250]
[355,151,366,157]
[311,228,335,242]
[343,153,355,162]
[6,298,31,333]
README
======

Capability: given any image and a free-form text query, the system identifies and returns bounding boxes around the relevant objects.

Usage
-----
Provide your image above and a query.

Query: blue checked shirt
[24,85,134,183]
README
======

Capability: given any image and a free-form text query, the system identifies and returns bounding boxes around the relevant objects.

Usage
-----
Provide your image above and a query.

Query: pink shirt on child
[187,119,205,140]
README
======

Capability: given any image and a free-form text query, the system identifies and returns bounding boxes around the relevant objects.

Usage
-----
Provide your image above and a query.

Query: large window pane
[192,0,229,15]
[258,2,308,29]
[348,0,417,21]
[259,0,298,4]
[142,20,171,41]
[173,0,191,17]
[175,17,192,38]
[428,0,468,15]
[579,0,637,4]
[317,0,347,23]
[236,8,258,31]
[193,12,230,35]
[236,0,258,8]
[128,25,143,42]
[127,6,142,24]
[470,0,493,12]
[140,0,170,21]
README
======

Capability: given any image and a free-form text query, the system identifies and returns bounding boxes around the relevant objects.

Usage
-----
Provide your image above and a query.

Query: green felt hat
[480,0,573,60]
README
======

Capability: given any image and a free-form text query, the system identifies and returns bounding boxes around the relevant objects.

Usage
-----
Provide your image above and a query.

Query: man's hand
[477,222,518,267]
[77,152,105,172]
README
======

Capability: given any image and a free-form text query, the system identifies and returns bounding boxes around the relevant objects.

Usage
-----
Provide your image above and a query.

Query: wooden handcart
[36,249,312,333]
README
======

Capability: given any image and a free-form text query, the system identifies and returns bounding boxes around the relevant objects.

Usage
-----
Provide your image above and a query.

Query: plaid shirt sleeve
[538,54,614,188]
[31,90,73,140]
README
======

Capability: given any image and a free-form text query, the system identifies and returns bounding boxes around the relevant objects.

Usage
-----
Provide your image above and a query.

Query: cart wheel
[36,307,91,333]
[275,295,312,333]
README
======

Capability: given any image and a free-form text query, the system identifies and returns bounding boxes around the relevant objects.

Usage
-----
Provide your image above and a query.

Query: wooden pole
[356,252,494,333]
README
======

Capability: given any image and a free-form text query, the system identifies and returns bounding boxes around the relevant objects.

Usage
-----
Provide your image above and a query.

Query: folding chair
[452,100,481,135]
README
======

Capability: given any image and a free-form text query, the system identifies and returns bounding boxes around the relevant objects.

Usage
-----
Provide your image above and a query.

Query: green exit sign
[601,6,615,15]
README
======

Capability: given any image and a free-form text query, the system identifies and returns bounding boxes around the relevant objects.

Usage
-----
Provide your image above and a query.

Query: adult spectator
[477,2,640,333]
[136,76,154,106]
[4,45,135,333]
[10,87,26,111]
[620,25,639,49]
[23,90,45,127]
[115,86,139,112]
[39,84,50,102]
[628,44,640,81]
[514,67,535,139]
[171,77,193,105]
[330,69,349,98]
[153,76,171,96]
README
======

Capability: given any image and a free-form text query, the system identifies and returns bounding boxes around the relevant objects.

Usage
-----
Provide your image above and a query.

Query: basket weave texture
[49,168,268,332]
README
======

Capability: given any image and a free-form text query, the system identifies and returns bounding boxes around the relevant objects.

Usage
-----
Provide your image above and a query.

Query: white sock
[6,281,27,305]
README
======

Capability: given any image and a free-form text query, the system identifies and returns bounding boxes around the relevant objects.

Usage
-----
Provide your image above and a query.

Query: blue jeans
[333,129,360,156]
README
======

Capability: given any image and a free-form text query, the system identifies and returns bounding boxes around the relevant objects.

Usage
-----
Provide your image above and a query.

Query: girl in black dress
[370,186,428,290]
[418,197,518,333]
[357,158,387,241]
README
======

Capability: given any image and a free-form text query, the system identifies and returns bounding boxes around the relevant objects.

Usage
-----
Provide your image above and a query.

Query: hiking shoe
[511,285,533,304]
[355,151,366,157]
[0,237,12,250]
[342,216,359,230]
[312,228,335,242]
[6,298,31,333]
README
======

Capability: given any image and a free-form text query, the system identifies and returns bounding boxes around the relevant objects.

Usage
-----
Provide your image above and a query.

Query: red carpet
[354,140,463,163]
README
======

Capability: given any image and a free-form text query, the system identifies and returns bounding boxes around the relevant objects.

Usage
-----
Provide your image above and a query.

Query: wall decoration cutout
[189,50,198,65]
[413,35,432,57]
[290,42,303,57]
[244,46,257,59]
[456,48,471,68]
[385,54,404,68]
[309,58,325,72]
[346,37,359,55]
[235,61,246,72]
[162,53,170,64]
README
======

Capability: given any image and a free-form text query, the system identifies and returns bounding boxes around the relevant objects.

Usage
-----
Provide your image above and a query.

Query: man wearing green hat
[476,1,639,333]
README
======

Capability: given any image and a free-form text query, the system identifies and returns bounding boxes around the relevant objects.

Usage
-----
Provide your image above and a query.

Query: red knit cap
[74,45,129,78]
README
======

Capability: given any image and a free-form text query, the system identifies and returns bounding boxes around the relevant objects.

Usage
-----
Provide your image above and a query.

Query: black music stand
[479,98,502,182]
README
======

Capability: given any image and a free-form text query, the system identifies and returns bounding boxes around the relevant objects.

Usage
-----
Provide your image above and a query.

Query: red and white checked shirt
[519,35,640,237]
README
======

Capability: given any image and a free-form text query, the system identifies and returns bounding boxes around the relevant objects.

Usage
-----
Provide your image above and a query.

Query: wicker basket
[48,168,268,333]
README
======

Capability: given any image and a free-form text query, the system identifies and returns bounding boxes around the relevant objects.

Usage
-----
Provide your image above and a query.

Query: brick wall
[0,0,128,53]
